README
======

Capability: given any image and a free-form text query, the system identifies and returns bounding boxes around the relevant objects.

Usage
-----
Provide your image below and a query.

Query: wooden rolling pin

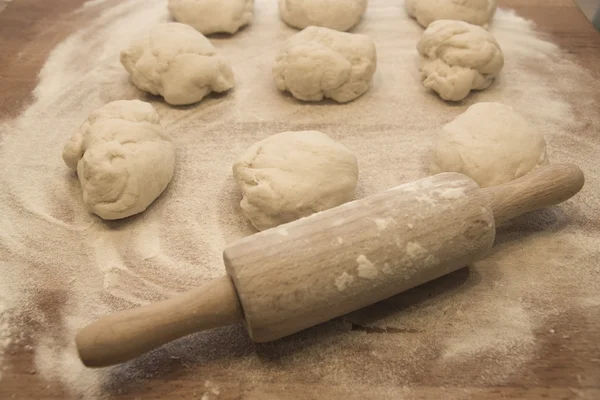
[76,164,584,367]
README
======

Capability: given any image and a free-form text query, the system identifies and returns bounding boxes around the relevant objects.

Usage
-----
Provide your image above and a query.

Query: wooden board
[1,1,599,399]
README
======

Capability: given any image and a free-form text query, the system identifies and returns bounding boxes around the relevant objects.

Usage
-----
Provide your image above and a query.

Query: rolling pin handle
[482,163,584,225]
[76,276,243,367]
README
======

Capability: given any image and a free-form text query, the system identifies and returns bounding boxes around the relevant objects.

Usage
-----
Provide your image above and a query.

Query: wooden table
[1,1,599,399]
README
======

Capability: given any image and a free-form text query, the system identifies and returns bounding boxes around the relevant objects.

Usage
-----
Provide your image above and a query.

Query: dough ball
[62,100,176,220]
[233,131,359,231]
[429,102,549,188]
[405,0,497,28]
[278,0,368,32]
[273,26,377,103]
[168,0,254,35]
[417,20,504,101]
[120,23,234,106]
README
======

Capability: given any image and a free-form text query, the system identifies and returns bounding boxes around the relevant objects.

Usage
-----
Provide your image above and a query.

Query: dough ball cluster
[430,102,549,188]
[273,26,377,103]
[233,131,359,231]
[168,0,254,35]
[65,0,544,228]
[406,0,497,28]
[278,0,368,32]
[62,100,176,220]
[417,20,504,101]
[120,23,235,106]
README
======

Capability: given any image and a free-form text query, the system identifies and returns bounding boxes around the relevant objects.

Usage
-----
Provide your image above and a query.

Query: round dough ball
[233,131,359,231]
[278,0,368,32]
[405,0,497,28]
[417,20,504,101]
[120,23,234,106]
[62,100,176,220]
[429,102,549,188]
[168,0,254,35]
[273,26,377,103]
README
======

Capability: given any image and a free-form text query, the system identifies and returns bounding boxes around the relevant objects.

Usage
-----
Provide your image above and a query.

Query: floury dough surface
[430,102,549,187]
[405,0,497,28]
[233,130,358,231]
[273,26,377,103]
[62,100,175,220]
[278,0,368,31]
[417,19,504,101]
[0,0,599,397]
[168,0,254,35]
[120,23,235,105]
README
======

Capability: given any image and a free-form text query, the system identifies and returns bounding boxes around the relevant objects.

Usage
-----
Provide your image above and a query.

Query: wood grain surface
[1,1,599,399]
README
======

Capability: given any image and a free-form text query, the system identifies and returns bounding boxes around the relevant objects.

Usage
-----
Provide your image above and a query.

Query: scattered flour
[356,255,378,279]
[382,263,393,274]
[437,187,466,199]
[0,0,599,397]
[335,272,355,292]
[405,241,427,260]
[0,304,10,380]
[443,304,534,359]
[373,218,391,230]
[415,194,437,206]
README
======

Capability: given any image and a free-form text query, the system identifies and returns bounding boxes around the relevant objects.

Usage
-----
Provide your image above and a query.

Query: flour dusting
[1,0,599,397]
[356,255,378,279]
[335,272,355,292]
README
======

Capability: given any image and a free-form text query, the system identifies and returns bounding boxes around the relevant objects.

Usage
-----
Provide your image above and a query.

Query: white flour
[0,0,599,397]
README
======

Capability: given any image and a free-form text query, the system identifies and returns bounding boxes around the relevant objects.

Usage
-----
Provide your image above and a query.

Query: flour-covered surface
[1,0,599,398]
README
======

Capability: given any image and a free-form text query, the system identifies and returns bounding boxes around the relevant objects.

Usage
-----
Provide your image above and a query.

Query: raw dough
[417,20,504,101]
[405,0,497,28]
[278,0,368,32]
[168,0,254,35]
[429,102,549,188]
[120,23,234,106]
[62,100,176,220]
[273,26,377,103]
[233,131,359,231]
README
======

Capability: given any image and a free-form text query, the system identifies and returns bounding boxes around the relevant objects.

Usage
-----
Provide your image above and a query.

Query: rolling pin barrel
[225,173,496,342]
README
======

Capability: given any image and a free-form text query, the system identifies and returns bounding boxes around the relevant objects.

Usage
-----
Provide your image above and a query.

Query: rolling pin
[76,163,584,367]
